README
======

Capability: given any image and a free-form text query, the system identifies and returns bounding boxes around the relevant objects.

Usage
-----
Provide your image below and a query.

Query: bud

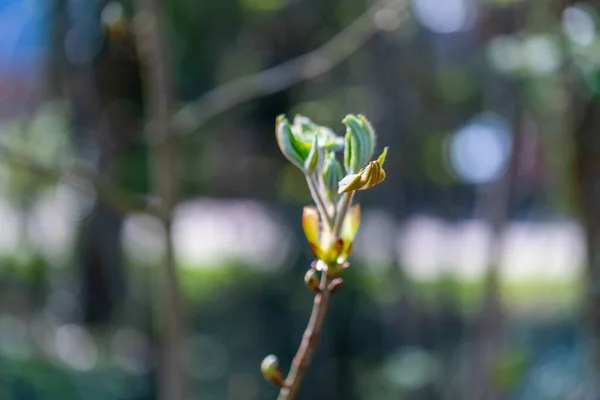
[302,206,322,260]
[304,135,319,174]
[338,148,388,194]
[339,205,360,262]
[328,278,344,294]
[322,238,344,265]
[304,269,320,292]
[343,114,375,174]
[327,261,350,277]
[261,354,284,387]
[294,115,344,153]
[322,151,344,203]
[275,115,312,170]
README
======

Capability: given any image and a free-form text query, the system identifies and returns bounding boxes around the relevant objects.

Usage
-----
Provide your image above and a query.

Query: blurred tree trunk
[573,97,600,385]
[564,0,600,389]
[46,0,144,324]
[82,3,145,324]
[133,1,188,399]
[469,109,522,400]
[463,5,526,399]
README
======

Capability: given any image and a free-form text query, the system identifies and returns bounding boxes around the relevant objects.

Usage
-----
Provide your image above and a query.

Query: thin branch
[277,188,355,399]
[172,0,409,135]
[332,191,354,238]
[0,142,154,216]
[306,174,333,229]
[277,271,331,400]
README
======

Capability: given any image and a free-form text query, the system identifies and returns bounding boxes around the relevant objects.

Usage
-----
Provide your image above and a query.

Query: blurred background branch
[0,141,152,216]
[172,0,410,135]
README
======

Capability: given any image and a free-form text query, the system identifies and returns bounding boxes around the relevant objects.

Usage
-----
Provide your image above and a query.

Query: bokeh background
[0,0,599,399]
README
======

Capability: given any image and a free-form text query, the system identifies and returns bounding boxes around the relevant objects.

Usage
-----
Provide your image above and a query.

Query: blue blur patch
[0,0,48,72]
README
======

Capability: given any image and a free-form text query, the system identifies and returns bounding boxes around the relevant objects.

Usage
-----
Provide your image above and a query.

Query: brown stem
[276,191,355,399]
[277,272,331,400]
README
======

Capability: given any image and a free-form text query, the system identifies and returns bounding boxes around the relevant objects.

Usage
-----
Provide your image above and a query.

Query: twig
[133,1,188,400]
[277,188,356,399]
[306,174,333,228]
[278,271,331,400]
[172,0,408,135]
[0,142,153,216]
[332,191,354,238]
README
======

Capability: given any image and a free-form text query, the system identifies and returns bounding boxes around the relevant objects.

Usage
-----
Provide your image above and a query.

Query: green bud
[322,151,343,203]
[275,115,312,170]
[304,269,320,292]
[261,354,284,387]
[294,115,344,152]
[304,135,319,174]
[342,114,375,174]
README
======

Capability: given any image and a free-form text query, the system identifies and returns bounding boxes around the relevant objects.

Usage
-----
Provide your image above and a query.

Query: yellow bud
[339,205,360,262]
[302,206,323,259]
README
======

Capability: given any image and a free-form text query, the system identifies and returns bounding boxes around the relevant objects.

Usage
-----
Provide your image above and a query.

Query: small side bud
[328,278,344,294]
[304,269,320,292]
[261,354,284,387]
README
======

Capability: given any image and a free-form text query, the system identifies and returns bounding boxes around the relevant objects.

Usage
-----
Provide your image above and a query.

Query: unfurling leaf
[343,114,375,174]
[338,153,387,193]
[322,151,344,203]
[294,115,344,152]
[276,115,311,169]
[276,114,346,174]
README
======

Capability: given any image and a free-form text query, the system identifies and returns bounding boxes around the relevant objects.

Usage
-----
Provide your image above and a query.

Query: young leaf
[322,151,344,203]
[342,114,376,173]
